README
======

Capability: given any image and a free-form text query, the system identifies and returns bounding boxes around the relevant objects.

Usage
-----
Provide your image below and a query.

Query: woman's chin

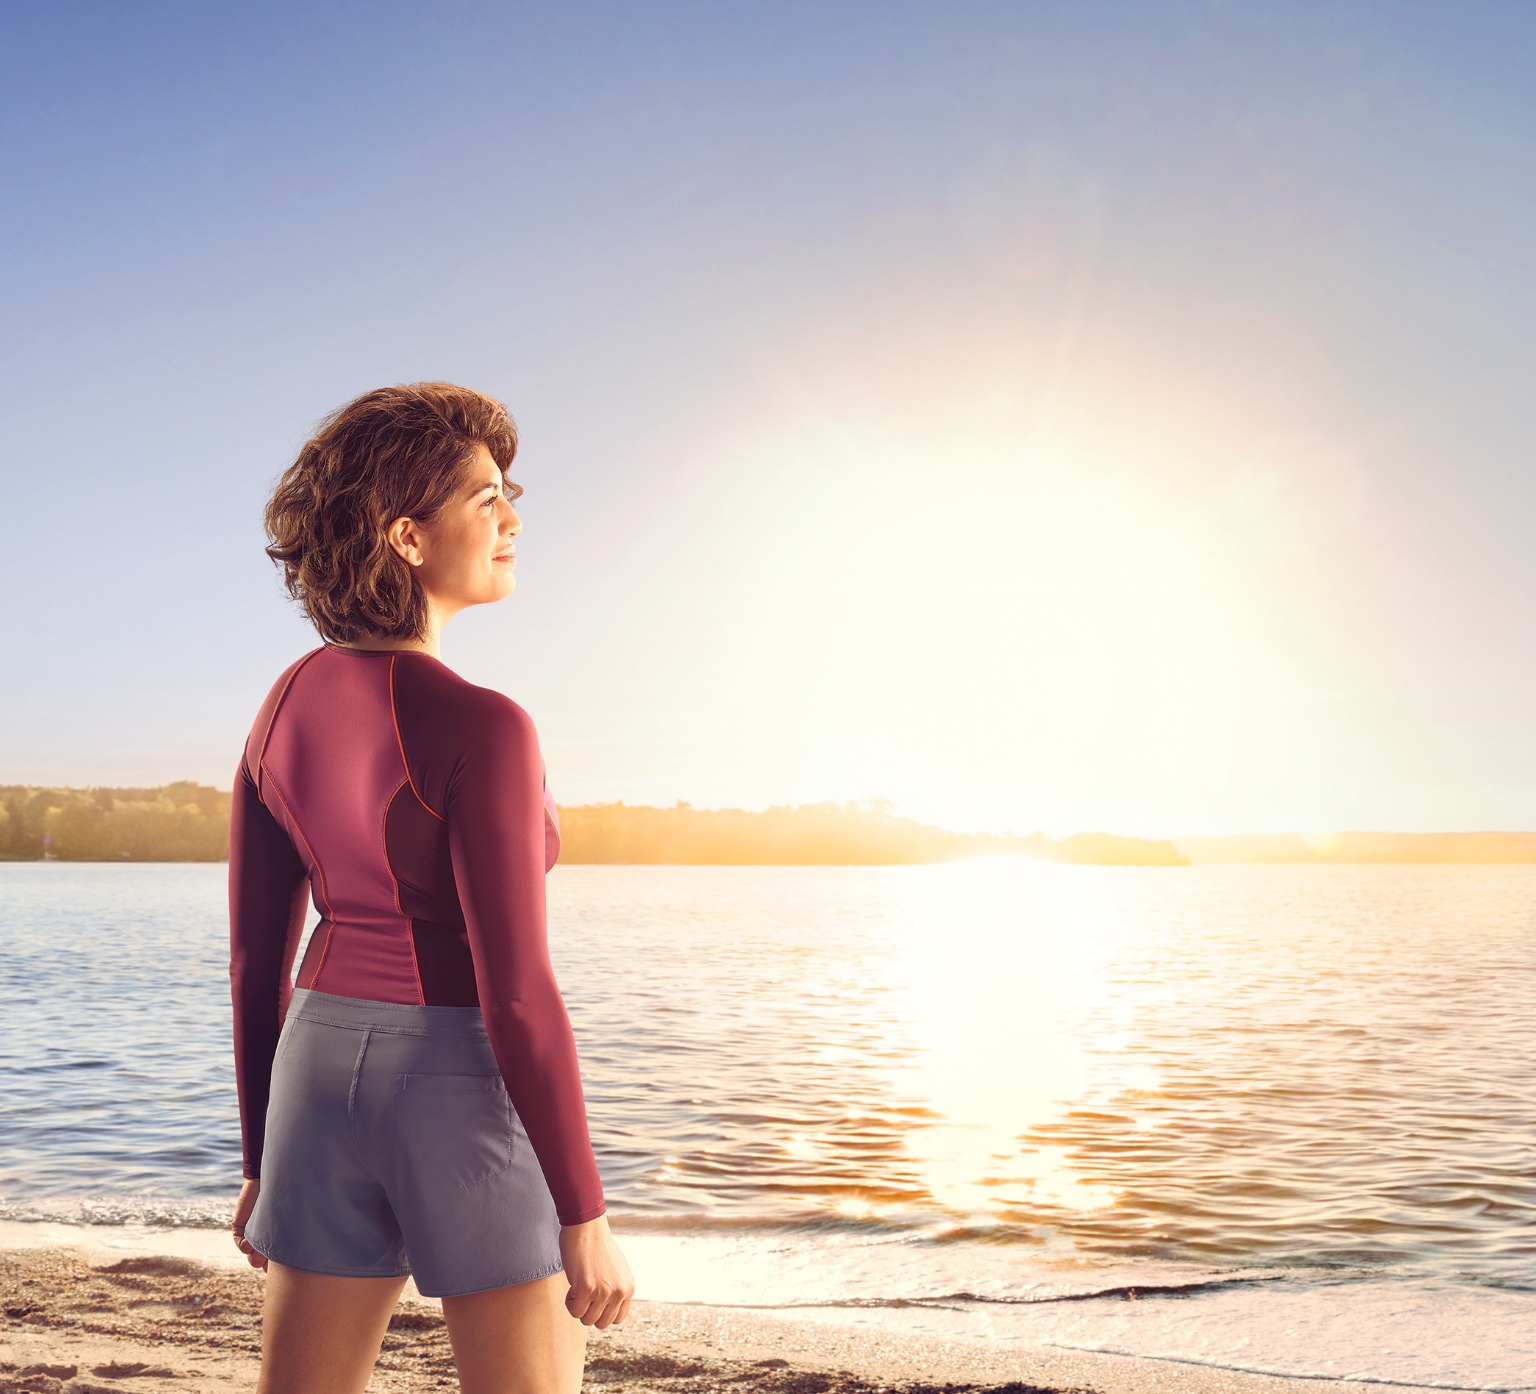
[460,576,516,608]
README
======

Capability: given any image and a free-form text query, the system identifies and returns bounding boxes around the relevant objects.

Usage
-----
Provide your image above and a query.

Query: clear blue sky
[4,1,1536,835]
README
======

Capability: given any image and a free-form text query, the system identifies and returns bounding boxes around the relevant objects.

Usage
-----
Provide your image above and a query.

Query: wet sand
[0,1238,1387,1394]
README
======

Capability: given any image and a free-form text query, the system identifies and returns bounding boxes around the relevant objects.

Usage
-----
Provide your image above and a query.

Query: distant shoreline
[1171,830,1536,863]
[0,783,1190,865]
[5,783,1536,865]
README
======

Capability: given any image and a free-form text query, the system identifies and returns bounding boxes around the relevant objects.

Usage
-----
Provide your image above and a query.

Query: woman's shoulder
[241,646,327,774]
[391,656,545,807]
[391,652,539,747]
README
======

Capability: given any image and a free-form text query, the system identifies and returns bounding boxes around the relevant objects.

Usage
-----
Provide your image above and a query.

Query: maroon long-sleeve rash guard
[228,643,606,1226]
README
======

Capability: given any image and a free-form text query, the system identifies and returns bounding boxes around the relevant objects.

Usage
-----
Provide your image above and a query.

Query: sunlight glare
[886,860,1130,1216]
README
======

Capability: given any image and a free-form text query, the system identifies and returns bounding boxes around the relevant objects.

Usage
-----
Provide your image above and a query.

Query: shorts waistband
[286,988,490,1039]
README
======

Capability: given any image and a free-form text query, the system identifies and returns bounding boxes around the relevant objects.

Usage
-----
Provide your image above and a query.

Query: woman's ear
[387,516,427,567]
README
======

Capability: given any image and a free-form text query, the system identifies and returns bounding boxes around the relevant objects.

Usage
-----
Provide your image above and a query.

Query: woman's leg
[256,1262,409,1394]
[440,1271,587,1394]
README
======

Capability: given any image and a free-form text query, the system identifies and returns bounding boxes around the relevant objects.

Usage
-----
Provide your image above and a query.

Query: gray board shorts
[244,989,564,1298]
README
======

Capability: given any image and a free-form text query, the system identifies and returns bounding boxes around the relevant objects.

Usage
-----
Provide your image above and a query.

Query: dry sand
[0,1231,1389,1394]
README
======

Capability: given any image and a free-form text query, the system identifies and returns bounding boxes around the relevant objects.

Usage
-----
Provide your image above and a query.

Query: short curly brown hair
[264,382,521,643]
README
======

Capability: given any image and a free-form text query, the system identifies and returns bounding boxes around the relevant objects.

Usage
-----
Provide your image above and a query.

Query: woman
[227,382,633,1394]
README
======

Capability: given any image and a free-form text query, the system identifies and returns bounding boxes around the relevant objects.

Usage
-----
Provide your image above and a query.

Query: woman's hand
[558,1214,634,1328]
[232,1179,268,1270]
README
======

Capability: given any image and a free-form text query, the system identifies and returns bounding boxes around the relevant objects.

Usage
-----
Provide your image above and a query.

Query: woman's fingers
[567,1282,608,1325]
[232,1234,268,1271]
[564,1277,631,1327]
[231,1178,265,1270]
[560,1269,631,1323]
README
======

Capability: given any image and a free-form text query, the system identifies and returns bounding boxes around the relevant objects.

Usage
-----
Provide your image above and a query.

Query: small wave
[608,1209,961,1239]
[987,1272,1293,1304]
[696,1271,1291,1311]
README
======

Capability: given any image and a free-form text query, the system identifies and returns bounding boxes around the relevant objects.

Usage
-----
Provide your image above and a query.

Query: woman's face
[406,443,521,616]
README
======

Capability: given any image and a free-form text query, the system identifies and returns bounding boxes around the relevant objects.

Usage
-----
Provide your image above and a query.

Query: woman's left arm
[444,695,608,1228]
[228,753,309,1257]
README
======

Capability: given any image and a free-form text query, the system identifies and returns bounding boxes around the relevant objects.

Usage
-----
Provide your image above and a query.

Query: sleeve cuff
[557,1200,607,1226]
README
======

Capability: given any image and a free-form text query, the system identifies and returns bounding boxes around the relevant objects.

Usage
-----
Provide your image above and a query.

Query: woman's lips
[493,548,516,564]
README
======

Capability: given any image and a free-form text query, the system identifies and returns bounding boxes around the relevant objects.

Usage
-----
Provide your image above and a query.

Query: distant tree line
[17,784,1535,864]
[0,785,1189,866]
[0,783,231,861]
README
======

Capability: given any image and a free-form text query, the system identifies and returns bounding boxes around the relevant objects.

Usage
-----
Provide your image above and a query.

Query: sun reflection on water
[883,859,1131,1218]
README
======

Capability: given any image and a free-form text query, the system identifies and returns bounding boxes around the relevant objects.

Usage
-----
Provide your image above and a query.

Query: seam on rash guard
[262,763,340,980]
[252,647,324,808]
[382,776,426,1006]
[389,654,447,823]
[406,917,425,1006]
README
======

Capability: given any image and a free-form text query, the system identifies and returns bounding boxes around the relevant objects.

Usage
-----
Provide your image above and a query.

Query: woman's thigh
[257,1262,408,1394]
[441,1271,587,1394]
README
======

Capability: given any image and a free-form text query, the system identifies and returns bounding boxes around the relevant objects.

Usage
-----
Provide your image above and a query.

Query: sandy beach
[0,1227,1393,1394]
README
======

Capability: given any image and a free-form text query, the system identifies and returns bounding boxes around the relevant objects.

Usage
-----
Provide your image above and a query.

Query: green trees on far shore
[0,783,232,861]
[14,786,1536,866]
[0,785,1190,866]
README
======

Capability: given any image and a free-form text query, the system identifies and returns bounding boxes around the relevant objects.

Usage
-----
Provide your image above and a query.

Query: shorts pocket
[272,1014,302,1066]
[395,1075,515,1191]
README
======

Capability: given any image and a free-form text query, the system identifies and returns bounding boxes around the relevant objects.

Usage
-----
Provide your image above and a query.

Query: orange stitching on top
[406,917,425,1006]
[263,764,339,982]
[252,647,324,808]
[388,654,447,822]
[383,778,424,1005]
[382,778,409,913]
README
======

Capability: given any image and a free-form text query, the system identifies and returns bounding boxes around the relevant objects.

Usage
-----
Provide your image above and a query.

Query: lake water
[1,861,1533,1390]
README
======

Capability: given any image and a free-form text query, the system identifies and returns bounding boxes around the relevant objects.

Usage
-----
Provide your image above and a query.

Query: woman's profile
[227,382,632,1394]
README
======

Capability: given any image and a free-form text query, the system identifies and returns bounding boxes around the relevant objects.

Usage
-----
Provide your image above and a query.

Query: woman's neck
[329,599,455,660]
